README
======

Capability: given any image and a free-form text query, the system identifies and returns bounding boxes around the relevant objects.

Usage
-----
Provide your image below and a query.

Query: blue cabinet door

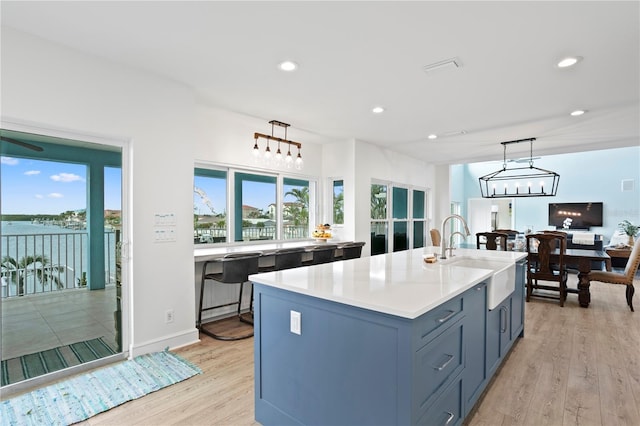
[486,297,511,376]
[463,282,487,416]
[486,302,501,376]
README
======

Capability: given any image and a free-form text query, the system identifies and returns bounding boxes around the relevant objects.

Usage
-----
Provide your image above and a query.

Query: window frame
[194,163,317,246]
[370,180,429,253]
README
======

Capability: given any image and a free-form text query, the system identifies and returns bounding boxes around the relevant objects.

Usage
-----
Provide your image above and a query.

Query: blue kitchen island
[250,247,527,425]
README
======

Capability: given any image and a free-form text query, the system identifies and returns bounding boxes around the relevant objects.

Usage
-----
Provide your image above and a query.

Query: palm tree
[284,187,309,226]
[371,184,387,219]
[333,191,344,224]
[1,255,64,296]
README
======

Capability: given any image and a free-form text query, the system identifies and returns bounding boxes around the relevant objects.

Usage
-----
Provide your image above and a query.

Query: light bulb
[295,152,303,170]
[252,141,260,158]
[264,145,272,159]
[285,151,293,168]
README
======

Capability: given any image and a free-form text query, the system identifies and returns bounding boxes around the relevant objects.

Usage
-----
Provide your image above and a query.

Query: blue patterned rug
[0,350,202,426]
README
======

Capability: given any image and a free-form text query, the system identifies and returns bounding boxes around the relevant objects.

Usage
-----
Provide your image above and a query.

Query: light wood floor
[82,275,639,426]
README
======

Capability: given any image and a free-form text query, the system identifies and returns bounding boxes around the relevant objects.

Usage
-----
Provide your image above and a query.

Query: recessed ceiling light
[570,109,586,116]
[372,106,385,114]
[427,134,438,140]
[557,56,583,68]
[278,61,298,71]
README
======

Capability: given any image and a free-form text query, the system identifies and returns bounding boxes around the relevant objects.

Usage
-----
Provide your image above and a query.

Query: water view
[1,221,117,298]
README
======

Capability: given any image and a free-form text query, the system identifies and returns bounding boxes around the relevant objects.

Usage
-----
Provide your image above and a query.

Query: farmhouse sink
[444,256,516,310]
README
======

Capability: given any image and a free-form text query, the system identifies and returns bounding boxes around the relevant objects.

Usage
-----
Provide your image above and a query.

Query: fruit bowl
[312,224,332,241]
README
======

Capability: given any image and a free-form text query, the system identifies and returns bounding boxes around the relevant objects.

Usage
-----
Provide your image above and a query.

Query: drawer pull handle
[437,310,456,323]
[434,354,454,371]
[444,411,455,425]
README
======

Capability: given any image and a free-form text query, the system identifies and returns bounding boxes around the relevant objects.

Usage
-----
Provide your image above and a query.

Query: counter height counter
[250,246,527,319]
[194,239,350,262]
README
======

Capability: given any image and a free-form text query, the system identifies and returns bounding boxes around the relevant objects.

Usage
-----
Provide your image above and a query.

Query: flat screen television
[548,202,603,229]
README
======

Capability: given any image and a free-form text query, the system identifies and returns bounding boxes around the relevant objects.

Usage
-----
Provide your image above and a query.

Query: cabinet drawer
[417,375,462,426]
[414,317,464,413]
[414,295,464,348]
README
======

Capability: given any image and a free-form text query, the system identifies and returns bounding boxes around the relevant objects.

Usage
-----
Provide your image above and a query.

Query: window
[283,178,309,240]
[413,190,426,248]
[194,169,227,244]
[234,172,277,242]
[332,180,344,225]
[371,183,388,255]
[194,166,315,244]
[371,182,428,254]
[392,187,408,252]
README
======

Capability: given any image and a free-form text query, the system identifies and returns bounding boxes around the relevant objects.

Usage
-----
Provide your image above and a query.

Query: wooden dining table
[529,248,612,308]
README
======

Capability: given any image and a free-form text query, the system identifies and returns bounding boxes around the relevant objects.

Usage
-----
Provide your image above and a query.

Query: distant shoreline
[1,214,60,222]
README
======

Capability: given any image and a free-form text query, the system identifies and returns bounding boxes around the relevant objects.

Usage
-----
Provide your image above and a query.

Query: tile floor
[1,286,118,360]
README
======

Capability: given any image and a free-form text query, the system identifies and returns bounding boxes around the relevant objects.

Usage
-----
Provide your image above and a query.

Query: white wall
[322,138,356,242]
[1,28,199,356]
[194,106,325,177]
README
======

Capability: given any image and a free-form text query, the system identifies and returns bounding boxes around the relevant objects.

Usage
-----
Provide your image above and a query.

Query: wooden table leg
[577,258,591,308]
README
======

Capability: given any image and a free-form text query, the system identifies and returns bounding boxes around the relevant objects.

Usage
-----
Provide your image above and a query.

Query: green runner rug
[1,350,202,426]
[1,337,116,387]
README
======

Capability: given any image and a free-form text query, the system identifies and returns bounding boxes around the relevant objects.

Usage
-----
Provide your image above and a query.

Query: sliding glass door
[1,129,123,387]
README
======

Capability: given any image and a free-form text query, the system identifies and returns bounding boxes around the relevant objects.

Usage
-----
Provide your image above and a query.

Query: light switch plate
[290,310,301,335]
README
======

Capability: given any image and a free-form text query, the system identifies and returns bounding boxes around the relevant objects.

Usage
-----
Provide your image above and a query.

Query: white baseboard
[129,328,200,358]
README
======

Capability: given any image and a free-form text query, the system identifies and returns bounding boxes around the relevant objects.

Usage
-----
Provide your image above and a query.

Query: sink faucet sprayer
[440,214,471,259]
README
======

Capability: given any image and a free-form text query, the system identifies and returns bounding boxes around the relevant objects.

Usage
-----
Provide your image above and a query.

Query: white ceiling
[2,1,639,165]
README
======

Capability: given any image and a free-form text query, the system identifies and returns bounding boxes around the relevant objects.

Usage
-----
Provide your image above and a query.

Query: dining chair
[588,238,639,311]
[495,229,519,237]
[476,232,508,251]
[302,244,338,266]
[526,232,568,306]
[197,252,262,340]
[430,229,441,246]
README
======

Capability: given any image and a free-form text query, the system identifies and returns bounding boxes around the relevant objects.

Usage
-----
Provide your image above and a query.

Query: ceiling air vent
[422,57,463,74]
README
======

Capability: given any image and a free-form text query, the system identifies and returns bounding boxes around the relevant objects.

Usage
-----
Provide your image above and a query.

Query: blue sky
[1,156,121,215]
[193,175,307,217]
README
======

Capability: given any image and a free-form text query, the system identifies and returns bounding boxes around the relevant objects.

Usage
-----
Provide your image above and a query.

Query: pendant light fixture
[478,138,560,198]
[252,120,303,170]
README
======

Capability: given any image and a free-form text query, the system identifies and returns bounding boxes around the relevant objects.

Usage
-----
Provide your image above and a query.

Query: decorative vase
[629,235,635,247]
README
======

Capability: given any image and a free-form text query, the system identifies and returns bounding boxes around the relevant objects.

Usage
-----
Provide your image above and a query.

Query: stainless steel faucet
[446,231,467,257]
[440,214,471,259]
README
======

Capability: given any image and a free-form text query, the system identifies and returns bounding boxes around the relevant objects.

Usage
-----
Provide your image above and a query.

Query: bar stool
[302,244,338,266]
[336,241,366,260]
[198,252,261,341]
[258,247,306,273]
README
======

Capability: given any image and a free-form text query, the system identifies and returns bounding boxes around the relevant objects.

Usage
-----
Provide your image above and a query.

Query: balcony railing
[1,231,117,298]
[194,225,308,244]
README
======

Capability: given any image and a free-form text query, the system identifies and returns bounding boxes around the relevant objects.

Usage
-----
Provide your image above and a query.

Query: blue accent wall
[453,146,640,243]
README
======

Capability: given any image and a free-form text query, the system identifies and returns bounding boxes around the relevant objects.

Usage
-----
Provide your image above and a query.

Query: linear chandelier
[478,138,560,198]
[252,120,303,170]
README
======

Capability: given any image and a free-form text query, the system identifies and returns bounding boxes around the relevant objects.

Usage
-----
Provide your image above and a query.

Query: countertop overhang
[249,247,527,319]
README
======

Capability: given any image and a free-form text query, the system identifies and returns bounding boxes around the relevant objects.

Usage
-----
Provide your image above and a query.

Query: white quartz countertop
[249,247,527,319]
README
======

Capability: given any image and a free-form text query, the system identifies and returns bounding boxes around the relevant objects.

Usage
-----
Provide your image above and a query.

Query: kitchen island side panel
[254,283,413,426]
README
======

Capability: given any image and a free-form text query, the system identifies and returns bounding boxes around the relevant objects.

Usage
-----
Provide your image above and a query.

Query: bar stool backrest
[217,252,261,283]
[307,244,338,265]
[340,241,366,260]
[274,247,306,270]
